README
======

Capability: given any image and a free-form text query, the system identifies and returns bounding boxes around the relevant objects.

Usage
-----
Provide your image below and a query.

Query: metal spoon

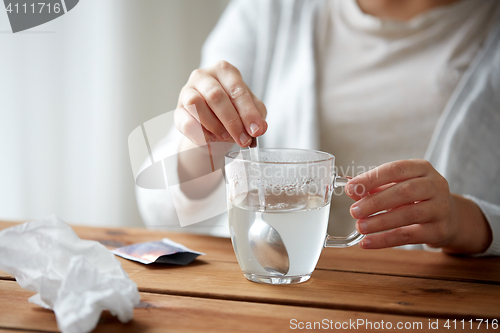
[248,212,290,276]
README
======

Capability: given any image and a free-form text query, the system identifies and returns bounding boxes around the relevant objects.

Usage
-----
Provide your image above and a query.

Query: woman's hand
[345,159,492,254]
[174,61,267,199]
[175,60,267,147]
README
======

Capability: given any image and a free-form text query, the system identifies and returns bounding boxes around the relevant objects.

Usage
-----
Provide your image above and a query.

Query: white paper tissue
[0,215,141,333]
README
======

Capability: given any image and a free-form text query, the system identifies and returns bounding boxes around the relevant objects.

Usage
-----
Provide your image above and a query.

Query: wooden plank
[0,282,59,332]
[0,330,51,333]
[60,225,500,284]
[0,280,492,333]
[77,224,500,285]
[0,221,21,229]
[2,221,499,285]
[317,246,500,285]
[64,225,500,286]
[0,221,236,281]
[118,259,500,320]
[0,221,235,264]
[9,256,498,322]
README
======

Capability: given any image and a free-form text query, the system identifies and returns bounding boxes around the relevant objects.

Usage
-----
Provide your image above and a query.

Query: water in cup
[225,148,364,284]
[229,190,330,279]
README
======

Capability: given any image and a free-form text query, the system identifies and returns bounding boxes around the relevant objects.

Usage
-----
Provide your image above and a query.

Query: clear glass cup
[225,148,364,285]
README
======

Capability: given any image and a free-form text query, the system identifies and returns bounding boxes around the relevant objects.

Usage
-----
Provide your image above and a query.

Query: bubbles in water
[266,202,289,210]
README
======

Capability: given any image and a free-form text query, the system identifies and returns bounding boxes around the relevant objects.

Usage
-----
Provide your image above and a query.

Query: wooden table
[1,220,499,332]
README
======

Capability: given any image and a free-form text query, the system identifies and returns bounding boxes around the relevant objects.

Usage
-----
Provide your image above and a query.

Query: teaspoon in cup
[248,213,290,276]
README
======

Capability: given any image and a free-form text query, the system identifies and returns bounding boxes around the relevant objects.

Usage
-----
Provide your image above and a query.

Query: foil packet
[112,238,205,265]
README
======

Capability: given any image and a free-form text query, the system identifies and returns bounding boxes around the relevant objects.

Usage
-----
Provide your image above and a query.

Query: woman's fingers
[190,70,251,146]
[346,182,396,200]
[346,159,432,196]
[251,93,268,133]
[211,61,267,138]
[251,90,268,119]
[350,177,435,219]
[360,218,451,249]
[179,87,230,142]
[356,200,435,234]
[360,224,425,249]
[174,106,217,146]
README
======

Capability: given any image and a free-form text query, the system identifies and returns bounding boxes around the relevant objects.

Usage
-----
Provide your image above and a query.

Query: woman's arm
[175,0,268,199]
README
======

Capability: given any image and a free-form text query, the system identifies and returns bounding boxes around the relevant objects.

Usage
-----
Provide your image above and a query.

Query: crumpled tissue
[0,215,141,333]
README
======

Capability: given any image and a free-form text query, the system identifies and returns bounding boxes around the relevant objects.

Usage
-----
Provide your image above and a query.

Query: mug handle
[324,175,365,248]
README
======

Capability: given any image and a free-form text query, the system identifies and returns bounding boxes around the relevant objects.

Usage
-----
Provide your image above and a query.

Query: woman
[137,0,500,255]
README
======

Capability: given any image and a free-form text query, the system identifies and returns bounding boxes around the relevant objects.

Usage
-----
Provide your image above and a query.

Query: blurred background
[0,0,229,227]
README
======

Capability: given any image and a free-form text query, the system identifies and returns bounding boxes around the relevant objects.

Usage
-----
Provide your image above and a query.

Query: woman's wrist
[440,194,492,255]
[178,137,221,199]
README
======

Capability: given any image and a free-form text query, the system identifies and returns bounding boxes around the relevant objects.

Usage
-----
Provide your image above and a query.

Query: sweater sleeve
[199,0,259,83]
[425,14,500,256]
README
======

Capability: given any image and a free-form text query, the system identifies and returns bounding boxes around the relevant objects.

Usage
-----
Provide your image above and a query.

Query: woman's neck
[356,0,461,21]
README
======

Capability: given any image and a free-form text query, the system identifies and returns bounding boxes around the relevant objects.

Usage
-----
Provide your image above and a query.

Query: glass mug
[224,148,364,285]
